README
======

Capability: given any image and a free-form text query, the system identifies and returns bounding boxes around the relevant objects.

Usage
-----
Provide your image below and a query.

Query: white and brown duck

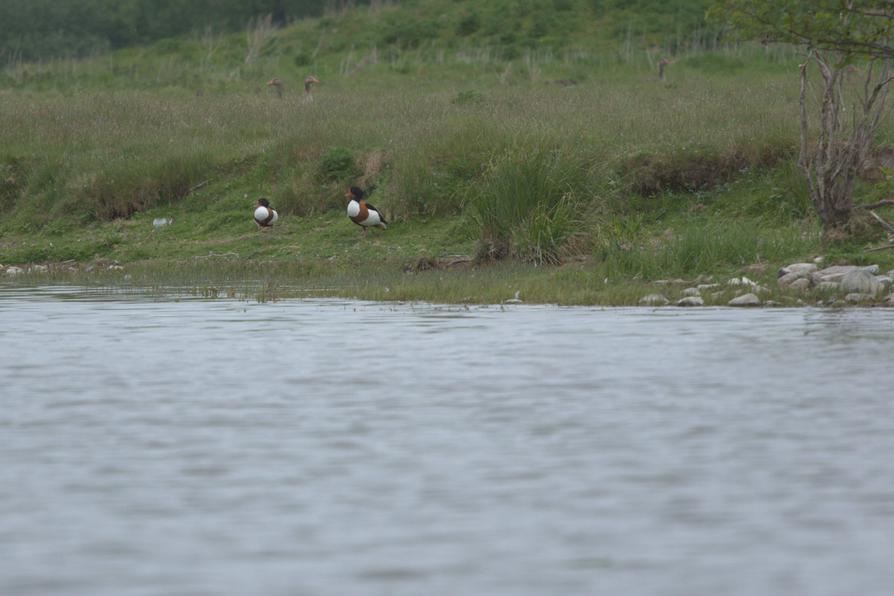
[346,186,387,236]
[253,197,278,228]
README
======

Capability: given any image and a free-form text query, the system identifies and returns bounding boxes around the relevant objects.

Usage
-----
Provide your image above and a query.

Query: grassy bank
[3,3,894,304]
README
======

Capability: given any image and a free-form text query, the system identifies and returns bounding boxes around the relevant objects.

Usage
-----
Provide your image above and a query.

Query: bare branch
[868,209,894,235]
[858,199,894,209]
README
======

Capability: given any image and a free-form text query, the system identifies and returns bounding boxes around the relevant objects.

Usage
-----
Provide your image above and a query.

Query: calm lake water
[2,286,894,596]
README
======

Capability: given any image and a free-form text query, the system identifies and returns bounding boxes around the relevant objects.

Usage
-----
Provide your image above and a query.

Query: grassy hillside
[2,0,894,303]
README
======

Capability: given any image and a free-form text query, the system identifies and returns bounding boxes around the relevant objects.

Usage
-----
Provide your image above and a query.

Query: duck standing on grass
[346,187,387,236]
[253,198,278,228]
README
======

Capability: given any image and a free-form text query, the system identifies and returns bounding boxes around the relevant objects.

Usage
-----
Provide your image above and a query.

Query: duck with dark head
[253,197,278,228]
[346,187,387,236]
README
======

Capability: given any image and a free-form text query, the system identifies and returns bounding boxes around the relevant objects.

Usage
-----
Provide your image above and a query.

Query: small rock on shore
[676,296,704,307]
[639,294,670,306]
[728,293,761,307]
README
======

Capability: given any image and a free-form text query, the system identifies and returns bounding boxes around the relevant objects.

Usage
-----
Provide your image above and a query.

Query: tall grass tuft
[471,146,591,264]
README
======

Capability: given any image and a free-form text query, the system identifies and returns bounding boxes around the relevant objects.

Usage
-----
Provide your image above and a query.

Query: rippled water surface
[3,286,894,596]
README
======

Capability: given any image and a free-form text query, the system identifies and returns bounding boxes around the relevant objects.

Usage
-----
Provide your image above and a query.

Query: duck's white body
[254,206,278,226]
[347,200,385,228]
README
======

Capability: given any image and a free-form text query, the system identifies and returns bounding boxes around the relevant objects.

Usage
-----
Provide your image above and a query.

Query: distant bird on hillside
[346,186,386,236]
[266,77,284,98]
[254,197,278,228]
[658,58,673,82]
[304,75,320,103]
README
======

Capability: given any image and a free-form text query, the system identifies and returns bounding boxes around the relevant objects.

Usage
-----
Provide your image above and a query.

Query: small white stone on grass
[728,293,761,307]
[778,263,817,277]
[639,294,669,306]
[676,296,704,307]
[727,276,758,288]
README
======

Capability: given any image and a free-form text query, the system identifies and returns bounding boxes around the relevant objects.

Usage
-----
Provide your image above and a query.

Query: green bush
[318,147,360,183]
[456,12,480,37]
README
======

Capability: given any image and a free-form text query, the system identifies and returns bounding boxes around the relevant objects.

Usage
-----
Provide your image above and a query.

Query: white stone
[697,283,719,291]
[778,269,812,287]
[816,264,879,283]
[845,293,876,303]
[108,265,125,271]
[875,276,893,291]
[727,276,758,288]
[729,293,761,307]
[676,296,704,307]
[31,265,48,273]
[788,278,812,293]
[840,269,880,295]
[778,263,817,277]
[639,294,670,306]
[817,281,840,292]
[682,287,701,297]
[5,266,23,276]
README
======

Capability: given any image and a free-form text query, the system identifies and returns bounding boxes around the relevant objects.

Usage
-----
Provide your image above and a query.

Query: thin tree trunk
[798,51,893,235]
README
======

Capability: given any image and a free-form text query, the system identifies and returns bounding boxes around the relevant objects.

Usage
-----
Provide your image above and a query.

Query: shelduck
[254,198,278,228]
[346,187,387,235]
[304,76,320,103]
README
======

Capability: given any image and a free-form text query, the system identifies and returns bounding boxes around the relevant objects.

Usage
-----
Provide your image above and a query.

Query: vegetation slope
[1,0,893,304]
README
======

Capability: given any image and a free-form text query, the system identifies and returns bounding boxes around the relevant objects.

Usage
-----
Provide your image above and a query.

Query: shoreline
[3,258,893,308]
